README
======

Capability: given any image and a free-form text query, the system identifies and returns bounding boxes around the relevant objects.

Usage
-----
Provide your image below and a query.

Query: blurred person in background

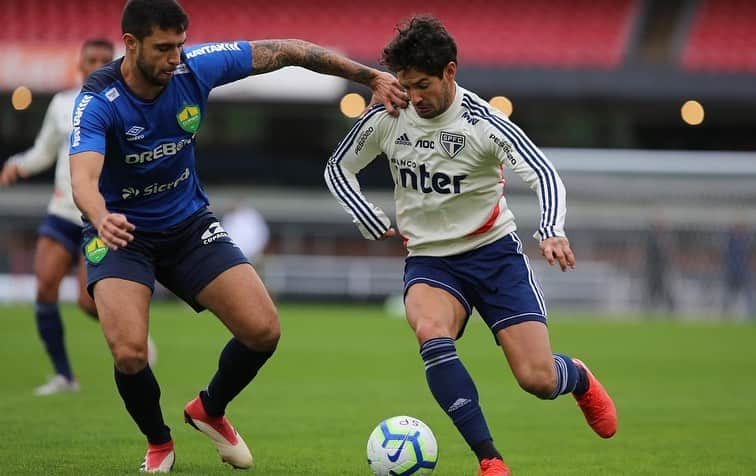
[0,39,159,396]
[722,222,754,319]
[645,218,676,314]
[69,0,407,472]
[222,206,270,265]
[326,16,616,476]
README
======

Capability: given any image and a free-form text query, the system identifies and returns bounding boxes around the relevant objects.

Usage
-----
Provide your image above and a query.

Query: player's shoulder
[81,59,122,95]
[458,87,511,134]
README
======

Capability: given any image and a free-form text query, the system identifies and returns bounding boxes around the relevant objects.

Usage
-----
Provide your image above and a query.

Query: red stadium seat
[0,0,638,70]
[682,0,756,74]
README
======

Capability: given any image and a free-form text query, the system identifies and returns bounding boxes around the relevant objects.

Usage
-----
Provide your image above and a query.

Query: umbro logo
[126,126,145,141]
[447,398,471,412]
[201,221,229,245]
[395,133,412,146]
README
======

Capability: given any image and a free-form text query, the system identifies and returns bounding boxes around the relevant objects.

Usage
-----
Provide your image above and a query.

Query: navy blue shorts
[38,214,83,257]
[404,232,547,341]
[82,208,249,312]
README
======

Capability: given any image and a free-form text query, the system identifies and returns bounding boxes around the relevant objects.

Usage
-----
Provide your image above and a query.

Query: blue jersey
[70,41,252,230]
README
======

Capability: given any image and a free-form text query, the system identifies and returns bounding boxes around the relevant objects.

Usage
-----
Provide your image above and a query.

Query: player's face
[397,62,457,119]
[79,46,114,79]
[135,27,186,86]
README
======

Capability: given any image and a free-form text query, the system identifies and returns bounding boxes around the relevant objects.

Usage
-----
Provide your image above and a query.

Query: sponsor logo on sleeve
[71,94,93,148]
[185,42,242,59]
[355,126,374,154]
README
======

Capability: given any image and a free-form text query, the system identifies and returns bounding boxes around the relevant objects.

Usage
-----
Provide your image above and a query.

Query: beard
[136,54,170,86]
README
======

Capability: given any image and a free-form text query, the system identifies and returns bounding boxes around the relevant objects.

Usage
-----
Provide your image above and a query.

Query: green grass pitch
[1,302,754,475]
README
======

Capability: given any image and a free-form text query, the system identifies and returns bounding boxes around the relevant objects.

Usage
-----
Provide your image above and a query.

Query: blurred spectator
[222,206,270,265]
[722,223,754,319]
[645,219,676,314]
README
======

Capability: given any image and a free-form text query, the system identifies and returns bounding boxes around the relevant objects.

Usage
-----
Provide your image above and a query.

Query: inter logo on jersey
[177,105,201,133]
[440,131,465,158]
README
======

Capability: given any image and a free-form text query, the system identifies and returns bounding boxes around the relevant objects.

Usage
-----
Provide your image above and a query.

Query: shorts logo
[84,237,108,264]
[177,105,201,133]
[201,221,229,245]
[440,131,465,158]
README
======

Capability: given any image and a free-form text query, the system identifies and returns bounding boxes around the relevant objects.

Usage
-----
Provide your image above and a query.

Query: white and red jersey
[325,83,566,257]
[8,89,82,225]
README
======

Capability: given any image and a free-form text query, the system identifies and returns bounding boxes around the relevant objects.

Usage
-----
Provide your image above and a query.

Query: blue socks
[550,353,582,398]
[114,365,171,444]
[201,338,275,417]
[421,337,493,448]
[35,302,72,381]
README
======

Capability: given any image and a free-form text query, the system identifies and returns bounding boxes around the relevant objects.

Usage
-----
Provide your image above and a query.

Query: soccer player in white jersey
[0,39,119,395]
[325,16,617,476]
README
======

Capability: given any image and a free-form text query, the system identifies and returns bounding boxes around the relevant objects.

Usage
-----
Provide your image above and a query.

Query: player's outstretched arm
[249,40,407,115]
[70,151,134,250]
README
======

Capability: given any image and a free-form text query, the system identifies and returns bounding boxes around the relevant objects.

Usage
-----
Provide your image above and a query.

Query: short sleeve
[70,92,111,155]
[184,41,252,89]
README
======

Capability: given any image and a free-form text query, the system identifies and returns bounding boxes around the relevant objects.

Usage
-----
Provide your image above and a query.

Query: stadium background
[1,0,754,317]
[0,1,755,475]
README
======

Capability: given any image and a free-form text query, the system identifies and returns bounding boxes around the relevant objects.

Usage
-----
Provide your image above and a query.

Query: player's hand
[368,71,408,117]
[96,213,135,250]
[0,162,23,186]
[380,228,397,240]
[540,236,575,272]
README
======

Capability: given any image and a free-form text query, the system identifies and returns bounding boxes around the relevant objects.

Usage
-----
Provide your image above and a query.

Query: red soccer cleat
[478,457,511,476]
[572,359,618,438]
[139,440,175,473]
[183,396,253,469]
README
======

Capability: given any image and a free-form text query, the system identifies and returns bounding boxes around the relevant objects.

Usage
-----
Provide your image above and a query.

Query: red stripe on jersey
[400,231,410,248]
[467,202,501,236]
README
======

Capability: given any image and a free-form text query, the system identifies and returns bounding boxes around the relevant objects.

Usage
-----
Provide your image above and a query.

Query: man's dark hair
[121,0,189,40]
[82,38,115,51]
[381,16,457,77]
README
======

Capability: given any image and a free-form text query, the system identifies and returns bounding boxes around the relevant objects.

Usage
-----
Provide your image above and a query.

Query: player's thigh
[93,278,152,369]
[196,263,279,351]
[496,321,555,389]
[405,283,467,343]
[33,236,74,299]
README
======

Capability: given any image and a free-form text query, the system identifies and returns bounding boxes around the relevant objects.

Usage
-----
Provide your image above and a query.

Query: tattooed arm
[249,39,407,115]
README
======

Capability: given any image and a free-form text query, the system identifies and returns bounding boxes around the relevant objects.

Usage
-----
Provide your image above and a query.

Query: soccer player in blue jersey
[325,17,617,476]
[68,0,408,472]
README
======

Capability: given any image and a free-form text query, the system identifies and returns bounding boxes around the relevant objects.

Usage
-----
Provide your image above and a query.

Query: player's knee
[112,344,149,374]
[413,318,453,343]
[239,311,280,351]
[514,364,557,399]
[35,275,60,303]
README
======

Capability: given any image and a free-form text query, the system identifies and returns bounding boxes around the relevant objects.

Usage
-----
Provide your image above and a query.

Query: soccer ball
[366,416,438,476]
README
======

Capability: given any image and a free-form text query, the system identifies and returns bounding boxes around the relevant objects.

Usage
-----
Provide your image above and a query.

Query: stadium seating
[0,0,639,70]
[682,0,756,73]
